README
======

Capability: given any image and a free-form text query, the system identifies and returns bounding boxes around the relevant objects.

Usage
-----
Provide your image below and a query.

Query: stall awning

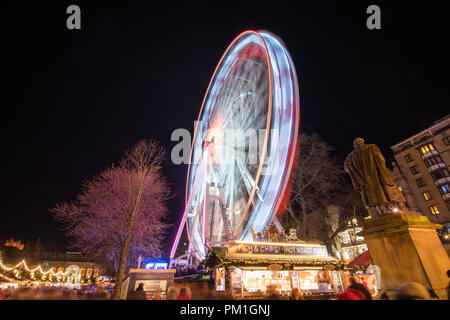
[204,247,340,268]
[348,250,371,266]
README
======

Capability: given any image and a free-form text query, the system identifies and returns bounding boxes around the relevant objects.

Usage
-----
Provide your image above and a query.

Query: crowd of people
[127,271,448,301]
[287,272,450,300]
[2,269,449,300]
[128,283,192,300]
[0,285,113,300]
[334,276,443,300]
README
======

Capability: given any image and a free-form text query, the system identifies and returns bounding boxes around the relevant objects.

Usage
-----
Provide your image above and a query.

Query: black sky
[1,1,449,254]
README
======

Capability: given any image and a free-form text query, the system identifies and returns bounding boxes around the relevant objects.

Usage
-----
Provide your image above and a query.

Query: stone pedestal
[360,213,450,299]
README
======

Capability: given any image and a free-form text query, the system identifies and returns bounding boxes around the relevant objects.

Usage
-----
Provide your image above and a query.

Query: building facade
[333,218,368,263]
[390,115,450,225]
[326,206,368,263]
[38,251,105,285]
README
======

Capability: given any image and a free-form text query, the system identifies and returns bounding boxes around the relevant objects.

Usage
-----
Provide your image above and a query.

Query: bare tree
[51,140,172,300]
[285,133,345,240]
[335,184,368,221]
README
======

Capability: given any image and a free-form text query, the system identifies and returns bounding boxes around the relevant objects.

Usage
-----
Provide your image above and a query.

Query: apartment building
[390,115,450,225]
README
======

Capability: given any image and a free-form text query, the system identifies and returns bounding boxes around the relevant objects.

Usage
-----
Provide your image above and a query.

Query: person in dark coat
[348,276,372,300]
[128,283,147,300]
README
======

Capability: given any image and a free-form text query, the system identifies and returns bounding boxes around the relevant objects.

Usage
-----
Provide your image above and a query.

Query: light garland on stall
[0,257,105,288]
[0,257,70,277]
[0,272,16,282]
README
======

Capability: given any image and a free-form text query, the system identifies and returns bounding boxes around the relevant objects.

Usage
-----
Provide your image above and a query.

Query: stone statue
[344,138,406,217]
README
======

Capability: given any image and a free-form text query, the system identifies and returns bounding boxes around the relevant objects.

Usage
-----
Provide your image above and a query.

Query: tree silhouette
[51,140,172,299]
[285,133,345,240]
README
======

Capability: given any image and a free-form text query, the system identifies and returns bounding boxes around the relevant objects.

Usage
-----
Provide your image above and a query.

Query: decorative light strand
[0,258,70,277]
[0,273,15,282]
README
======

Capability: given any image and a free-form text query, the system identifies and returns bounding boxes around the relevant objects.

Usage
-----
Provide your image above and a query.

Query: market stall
[343,251,381,297]
[205,240,345,299]
[120,268,175,300]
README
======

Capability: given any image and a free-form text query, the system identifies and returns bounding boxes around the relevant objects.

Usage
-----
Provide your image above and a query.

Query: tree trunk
[300,198,308,240]
[287,205,302,226]
[111,181,146,300]
[111,220,135,300]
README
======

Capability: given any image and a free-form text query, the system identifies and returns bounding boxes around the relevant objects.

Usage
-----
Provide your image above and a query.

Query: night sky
[1,1,448,254]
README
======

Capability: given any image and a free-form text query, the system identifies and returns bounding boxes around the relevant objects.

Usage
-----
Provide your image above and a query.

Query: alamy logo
[170,123,282,175]
[66,5,81,30]
[366,5,381,30]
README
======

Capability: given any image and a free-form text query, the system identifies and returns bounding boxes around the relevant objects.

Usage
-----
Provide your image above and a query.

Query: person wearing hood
[348,276,372,300]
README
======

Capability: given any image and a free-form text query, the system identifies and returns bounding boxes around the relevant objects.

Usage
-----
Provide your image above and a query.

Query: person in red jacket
[176,287,191,300]
[348,276,372,300]
[338,288,366,300]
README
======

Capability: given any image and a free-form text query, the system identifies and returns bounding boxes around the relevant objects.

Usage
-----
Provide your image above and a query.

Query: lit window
[429,205,439,215]
[420,143,435,155]
[423,192,432,201]
[397,185,403,192]
[441,184,449,195]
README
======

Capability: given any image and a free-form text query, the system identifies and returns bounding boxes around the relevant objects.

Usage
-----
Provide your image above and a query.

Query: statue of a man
[344,138,406,217]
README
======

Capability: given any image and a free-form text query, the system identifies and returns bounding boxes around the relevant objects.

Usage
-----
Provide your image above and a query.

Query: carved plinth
[359,213,450,299]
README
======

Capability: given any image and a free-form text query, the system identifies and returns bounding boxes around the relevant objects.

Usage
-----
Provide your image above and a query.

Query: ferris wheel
[170,30,300,262]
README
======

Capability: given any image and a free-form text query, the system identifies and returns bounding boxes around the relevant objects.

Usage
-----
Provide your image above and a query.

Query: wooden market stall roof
[204,247,341,268]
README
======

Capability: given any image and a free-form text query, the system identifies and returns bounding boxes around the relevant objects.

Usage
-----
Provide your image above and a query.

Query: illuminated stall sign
[145,260,169,270]
[229,242,328,256]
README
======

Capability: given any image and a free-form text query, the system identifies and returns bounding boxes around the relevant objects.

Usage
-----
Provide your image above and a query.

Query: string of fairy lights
[0,256,105,287]
[0,273,15,282]
[0,257,73,284]
[0,258,70,276]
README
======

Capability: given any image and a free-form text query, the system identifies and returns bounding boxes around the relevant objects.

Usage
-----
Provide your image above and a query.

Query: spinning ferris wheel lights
[170,30,300,264]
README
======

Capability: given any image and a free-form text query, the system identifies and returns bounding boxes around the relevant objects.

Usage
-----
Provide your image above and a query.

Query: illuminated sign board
[145,261,168,270]
[228,241,328,256]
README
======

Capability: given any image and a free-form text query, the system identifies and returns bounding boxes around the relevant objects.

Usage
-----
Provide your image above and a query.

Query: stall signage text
[230,243,328,256]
